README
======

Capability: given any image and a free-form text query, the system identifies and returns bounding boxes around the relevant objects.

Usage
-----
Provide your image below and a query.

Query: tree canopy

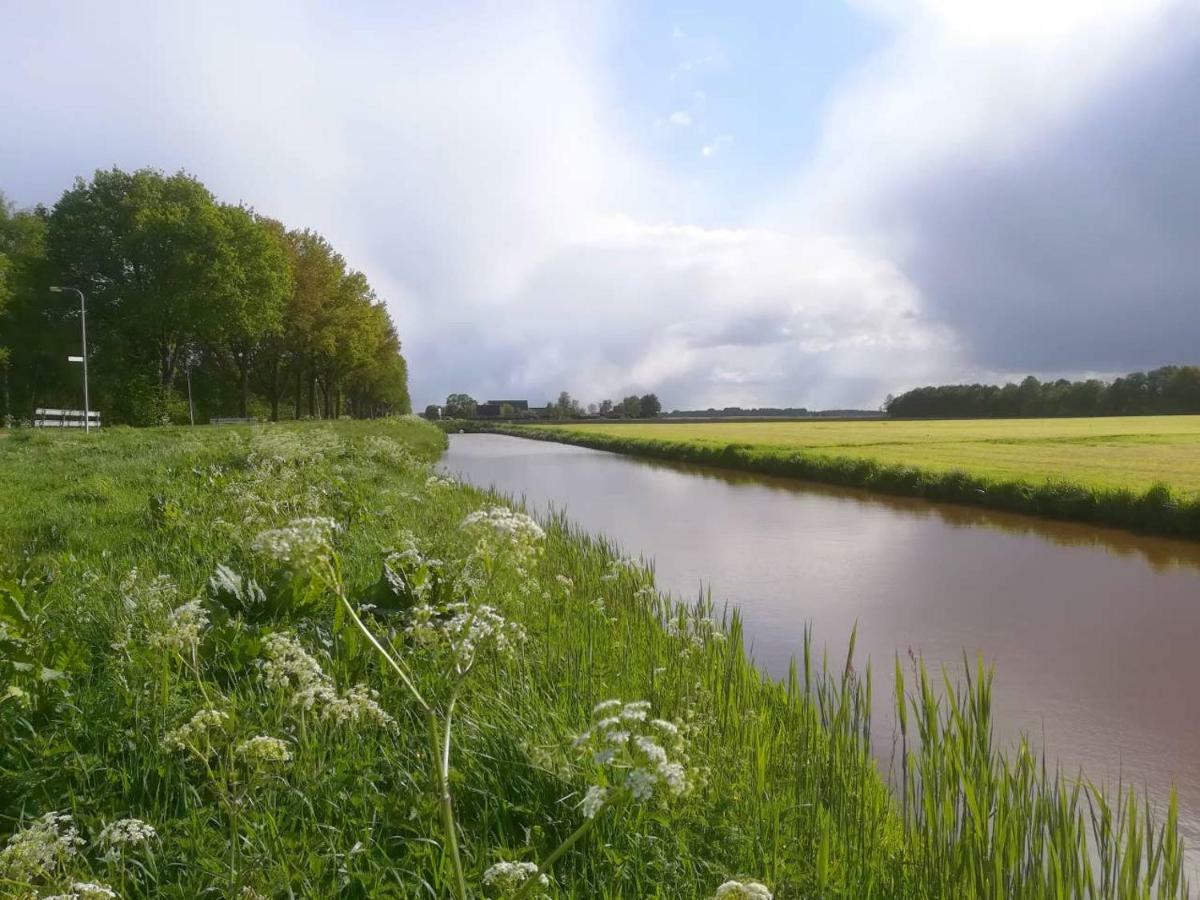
[886,368,1200,418]
[0,168,410,425]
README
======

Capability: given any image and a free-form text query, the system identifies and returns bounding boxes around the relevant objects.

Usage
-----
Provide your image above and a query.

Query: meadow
[499,417,1200,537]
[0,419,1188,897]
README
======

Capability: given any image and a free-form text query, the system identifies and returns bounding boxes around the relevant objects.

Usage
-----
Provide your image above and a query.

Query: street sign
[68,355,83,362]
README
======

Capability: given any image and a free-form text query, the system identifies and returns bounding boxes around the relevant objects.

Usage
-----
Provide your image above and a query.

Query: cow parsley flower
[148,597,210,651]
[165,708,230,754]
[236,735,292,766]
[97,817,157,849]
[0,811,84,883]
[261,633,396,730]
[460,506,545,566]
[251,517,339,568]
[573,700,690,810]
[581,785,608,819]
[482,860,549,894]
[47,882,118,900]
[712,880,773,899]
[406,602,525,674]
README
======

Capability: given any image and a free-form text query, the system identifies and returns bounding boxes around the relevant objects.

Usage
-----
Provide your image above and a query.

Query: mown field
[0,420,1188,898]
[501,417,1200,537]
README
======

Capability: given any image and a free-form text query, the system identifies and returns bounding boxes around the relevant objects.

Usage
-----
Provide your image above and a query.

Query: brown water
[443,432,1200,866]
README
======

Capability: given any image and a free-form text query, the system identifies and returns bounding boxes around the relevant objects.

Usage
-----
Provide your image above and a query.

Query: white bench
[34,408,102,429]
[210,417,258,425]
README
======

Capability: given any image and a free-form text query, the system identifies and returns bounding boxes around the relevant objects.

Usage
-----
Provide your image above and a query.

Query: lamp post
[50,286,90,433]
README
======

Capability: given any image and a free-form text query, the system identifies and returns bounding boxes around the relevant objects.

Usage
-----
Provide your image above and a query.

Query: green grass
[0,420,1188,897]
[492,417,1200,537]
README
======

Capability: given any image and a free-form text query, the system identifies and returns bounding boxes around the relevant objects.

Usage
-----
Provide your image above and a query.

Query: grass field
[0,420,1188,897]
[495,417,1200,537]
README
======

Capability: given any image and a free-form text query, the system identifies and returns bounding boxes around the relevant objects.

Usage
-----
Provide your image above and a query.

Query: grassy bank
[0,420,1187,897]
[481,418,1200,538]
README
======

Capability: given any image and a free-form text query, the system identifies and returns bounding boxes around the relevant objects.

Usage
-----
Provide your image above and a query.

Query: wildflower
[581,785,608,819]
[236,735,292,766]
[407,602,525,674]
[166,708,230,754]
[250,517,339,568]
[482,860,549,894]
[0,811,84,883]
[97,817,157,849]
[713,880,773,899]
[261,633,396,730]
[51,883,118,900]
[120,569,177,614]
[148,597,210,652]
[573,700,690,809]
[460,506,545,564]
[2,685,31,708]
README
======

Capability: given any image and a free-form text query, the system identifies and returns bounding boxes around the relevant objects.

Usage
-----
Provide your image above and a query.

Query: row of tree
[0,168,410,426]
[433,391,662,420]
[886,367,1200,418]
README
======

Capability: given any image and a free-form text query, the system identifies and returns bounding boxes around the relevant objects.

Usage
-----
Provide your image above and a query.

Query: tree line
[885,367,1200,418]
[433,391,662,420]
[0,168,410,426]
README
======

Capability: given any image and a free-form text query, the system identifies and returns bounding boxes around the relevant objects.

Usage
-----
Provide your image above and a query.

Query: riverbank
[472,418,1200,539]
[0,421,1187,896]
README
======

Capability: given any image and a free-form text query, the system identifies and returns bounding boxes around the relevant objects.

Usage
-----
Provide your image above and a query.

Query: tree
[620,395,641,418]
[445,393,477,418]
[598,399,613,416]
[553,391,582,420]
[639,393,661,418]
[217,205,291,417]
[424,404,441,419]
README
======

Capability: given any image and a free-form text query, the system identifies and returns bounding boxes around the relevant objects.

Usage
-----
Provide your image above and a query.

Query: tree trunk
[239,355,250,418]
[294,366,302,420]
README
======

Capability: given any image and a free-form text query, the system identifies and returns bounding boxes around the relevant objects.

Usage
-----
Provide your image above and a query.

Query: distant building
[476,400,530,418]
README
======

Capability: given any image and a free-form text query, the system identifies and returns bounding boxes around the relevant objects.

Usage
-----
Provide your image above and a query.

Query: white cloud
[3,0,1196,410]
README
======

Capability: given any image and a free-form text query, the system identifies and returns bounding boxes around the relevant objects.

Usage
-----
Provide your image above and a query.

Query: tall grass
[0,420,1188,897]
[479,423,1200,539]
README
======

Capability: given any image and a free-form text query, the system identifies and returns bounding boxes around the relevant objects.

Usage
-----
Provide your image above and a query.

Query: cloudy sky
[3,1,1198,410]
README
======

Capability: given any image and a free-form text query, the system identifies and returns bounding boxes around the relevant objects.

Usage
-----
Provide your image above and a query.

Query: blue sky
[607,1,883,218]
[2,1,1198,410]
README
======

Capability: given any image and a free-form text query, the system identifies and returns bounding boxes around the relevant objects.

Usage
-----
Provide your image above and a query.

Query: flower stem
[511,794,622,900]
[429,705,469,899]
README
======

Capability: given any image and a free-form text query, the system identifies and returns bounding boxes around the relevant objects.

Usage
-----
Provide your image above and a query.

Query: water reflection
[625,453,1200,574]
[442,433,1200,870]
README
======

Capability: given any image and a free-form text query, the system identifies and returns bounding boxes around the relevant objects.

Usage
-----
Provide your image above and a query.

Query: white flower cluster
[482,860,549,895]
[44,882,118,900]
[250,517,340,568]
[666,612,726,648]
[165,708,230,754]
[148,597,210,652]
[406,602,525,674]
[425,473,456,490]
[0,811,84,884]
[713,880,773,899]
[572,700,689,816]
[236,735,292,766]
[460,506,545,566]
[97,817,156,849]
[363,435,417,469]
[261,633,396,730]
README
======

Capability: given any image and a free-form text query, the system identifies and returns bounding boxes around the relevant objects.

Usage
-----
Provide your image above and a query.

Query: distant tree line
[431,391,662,420]
[0,168,410,426]
[886,367,1200,418]
[662,406,811,418]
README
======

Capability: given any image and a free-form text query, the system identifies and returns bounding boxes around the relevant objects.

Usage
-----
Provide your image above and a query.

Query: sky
[2,0,1198,410]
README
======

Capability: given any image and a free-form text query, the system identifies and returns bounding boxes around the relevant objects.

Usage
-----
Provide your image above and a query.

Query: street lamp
[50,286,91,433]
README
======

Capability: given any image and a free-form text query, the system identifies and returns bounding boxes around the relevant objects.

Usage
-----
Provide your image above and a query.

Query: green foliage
[445,393,478,419]
[888,367,1200,418]
[0,169,411,425]
[0,420,1187,897]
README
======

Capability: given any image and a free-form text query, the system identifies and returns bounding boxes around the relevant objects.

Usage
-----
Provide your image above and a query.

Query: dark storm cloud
[898,15,1200,375]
